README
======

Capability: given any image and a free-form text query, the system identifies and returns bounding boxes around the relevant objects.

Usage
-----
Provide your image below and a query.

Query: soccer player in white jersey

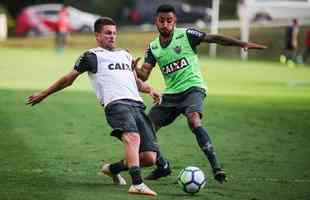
[26,17,161,196]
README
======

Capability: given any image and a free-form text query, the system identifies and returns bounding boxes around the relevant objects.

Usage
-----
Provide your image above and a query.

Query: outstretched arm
[26,69,81,106]
[203,34,267,50]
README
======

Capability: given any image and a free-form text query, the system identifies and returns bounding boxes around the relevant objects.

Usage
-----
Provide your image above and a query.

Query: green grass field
[1,47,310,200]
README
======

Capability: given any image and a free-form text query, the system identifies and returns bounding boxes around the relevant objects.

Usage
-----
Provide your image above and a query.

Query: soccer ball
[177,166,207,194]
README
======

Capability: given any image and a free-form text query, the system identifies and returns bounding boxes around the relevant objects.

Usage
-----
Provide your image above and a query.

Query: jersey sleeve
[186,28,206,50]
[144,45,157,67]
[74,51,98,73]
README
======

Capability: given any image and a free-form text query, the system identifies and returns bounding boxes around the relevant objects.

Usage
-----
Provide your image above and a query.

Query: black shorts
[105,100,158,153]
[148,86,206,128]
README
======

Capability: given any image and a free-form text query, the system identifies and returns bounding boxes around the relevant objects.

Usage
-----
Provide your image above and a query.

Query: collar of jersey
[159,27,176,49]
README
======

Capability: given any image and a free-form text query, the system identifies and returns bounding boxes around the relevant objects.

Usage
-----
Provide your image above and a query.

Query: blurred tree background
[0,0,308,62]
[0,0,131,19]
[185,0,239,19]
[0,0,238,20]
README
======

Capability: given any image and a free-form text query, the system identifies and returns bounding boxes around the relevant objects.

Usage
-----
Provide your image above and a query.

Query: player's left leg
[100,160,127,185]
[101,150,157,181]
[100,151,158,195]
[185,112,226,183]
[139,151,156,167]
[145,105,176,180]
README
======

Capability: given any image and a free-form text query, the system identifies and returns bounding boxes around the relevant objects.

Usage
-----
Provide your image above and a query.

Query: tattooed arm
[204,34,246,46]
[203,34,266,50]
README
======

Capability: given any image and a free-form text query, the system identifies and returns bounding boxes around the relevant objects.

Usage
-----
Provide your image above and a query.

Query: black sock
[109,160,128,175]
[155,151,168,169]
[192,127,221,172]
[129,166,143,185]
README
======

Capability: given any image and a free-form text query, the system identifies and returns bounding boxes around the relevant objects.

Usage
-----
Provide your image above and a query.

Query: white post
[0,14,7,41]
[240,17,250,60]
[209,0,220,58]
[239,0,251,60]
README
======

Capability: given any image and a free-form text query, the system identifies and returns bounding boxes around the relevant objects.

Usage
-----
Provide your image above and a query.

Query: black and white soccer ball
[177,166,207,194]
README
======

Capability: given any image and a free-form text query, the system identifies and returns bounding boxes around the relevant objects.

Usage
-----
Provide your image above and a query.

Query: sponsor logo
[108,63,131,71]
[162,57,189,74]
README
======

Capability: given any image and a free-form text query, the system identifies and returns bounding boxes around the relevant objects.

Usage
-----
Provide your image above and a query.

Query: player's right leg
[186,112,227,184]
[122,132,157,196]
[104,103,156,195]
[182,88,227,184]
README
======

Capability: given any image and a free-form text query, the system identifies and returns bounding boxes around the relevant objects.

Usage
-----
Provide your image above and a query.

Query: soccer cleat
[128,183,157,196]
[100,164,127,185]
[214,168,227,184]
[144,161,172,180]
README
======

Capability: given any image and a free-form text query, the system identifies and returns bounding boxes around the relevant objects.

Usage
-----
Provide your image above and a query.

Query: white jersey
[86,47,143,106]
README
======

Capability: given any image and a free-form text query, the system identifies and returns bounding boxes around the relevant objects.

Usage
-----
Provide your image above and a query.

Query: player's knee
[186,112,201,130]
[122,132,140,146]
[140,152,156,167]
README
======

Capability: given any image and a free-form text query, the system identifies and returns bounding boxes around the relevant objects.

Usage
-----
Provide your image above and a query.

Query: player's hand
[26,92,47,106]
[149,89,162,105]
[132,57,141,70]
[242,42,267,51]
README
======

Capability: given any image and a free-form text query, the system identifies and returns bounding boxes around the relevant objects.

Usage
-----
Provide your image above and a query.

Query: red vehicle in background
[16,4,99,37]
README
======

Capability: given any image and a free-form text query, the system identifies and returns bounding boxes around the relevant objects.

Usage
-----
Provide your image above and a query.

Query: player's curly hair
[156,4,176,15]
[94,17,116,33]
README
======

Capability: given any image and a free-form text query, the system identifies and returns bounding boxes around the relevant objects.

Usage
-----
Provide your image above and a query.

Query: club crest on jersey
[174,45,182,54]
[162,57,189,74]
